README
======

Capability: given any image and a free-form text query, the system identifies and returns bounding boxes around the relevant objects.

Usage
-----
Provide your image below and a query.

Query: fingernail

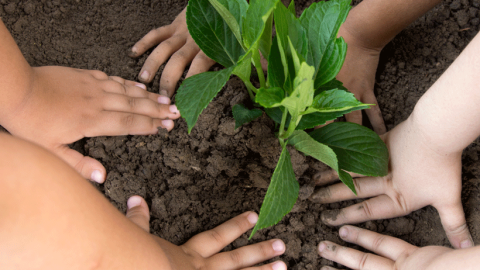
[272,240,285,252]
[140,70,149,81]
[128,46,137,57]
[135,83,146,90]
[159,90,168,97]
[158,96,171,105]
[127,196,142,209]
[162,120,174,130]
[339,226,348,239]
[272,261,286,270]
[318,242,327,253]
[169,105,179,114]
[461,239,473,249]
[247,212,258,224]
[91,170,104,183]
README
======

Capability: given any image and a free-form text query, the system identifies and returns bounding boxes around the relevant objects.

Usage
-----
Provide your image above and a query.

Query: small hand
[129,8,216,97]
[126,196,287,270]
[311,119,473,249]
[1,66,180,183]
[317,225,451,270]
[336,25,386,135]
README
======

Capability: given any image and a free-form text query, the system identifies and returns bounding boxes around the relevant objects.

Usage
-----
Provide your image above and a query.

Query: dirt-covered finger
[321,195,404,226]
[137,35,187,83]
[207,239,285,269]
[242,261,287,270]
[313,170,364,186]
[310,176,385,203]
[318,241,394,270]
[183,211,258,257]
[185,51,216,78]
[129,26,175,58]
[339,225,416,260]
[159,40,200,97]
[102,93,180,120]
[86,112,174,136]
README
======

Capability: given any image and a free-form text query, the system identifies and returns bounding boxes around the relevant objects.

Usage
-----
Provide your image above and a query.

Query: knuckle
[360,200,374,219]
[127,97,136,109]
[207,229,225,245]
[122,114,135,127]
[352,178,362,195]
[228,250,244,266]
[371,235,386,252]
[445,221,468,235]
[359,253,372,269]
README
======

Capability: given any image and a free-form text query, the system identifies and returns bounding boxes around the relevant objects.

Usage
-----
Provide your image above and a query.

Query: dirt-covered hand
[0,66,180,183]
[317,225,451,270]
[126,195,287,270]
[129,8,216,98]
[336,25,386,135]
[311,117,473,249]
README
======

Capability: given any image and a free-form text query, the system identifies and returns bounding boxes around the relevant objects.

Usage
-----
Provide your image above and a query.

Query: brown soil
[2,0,480,268]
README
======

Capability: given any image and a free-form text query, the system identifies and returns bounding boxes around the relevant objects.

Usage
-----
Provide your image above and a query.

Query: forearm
[0,134,172,269]
[342,0,442,49]
[410,32,480,155]
[0,19,34,121]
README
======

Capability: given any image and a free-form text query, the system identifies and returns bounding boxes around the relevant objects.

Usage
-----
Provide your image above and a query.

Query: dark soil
[2,0,480,268]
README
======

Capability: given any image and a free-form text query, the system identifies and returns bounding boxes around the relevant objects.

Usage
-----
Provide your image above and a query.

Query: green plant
[176,0,389,237]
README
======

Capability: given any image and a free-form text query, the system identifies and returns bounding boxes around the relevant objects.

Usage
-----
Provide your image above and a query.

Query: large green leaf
[255,87,284,108]
[232,104,263,129]
[314,37,347,88]
[274,2,308,60]
[187,0,246,67]
[242,0,279,50]
[250,146,299,238]
[309,122,389,177]
[267,37,285,88]
[303,89,371,114]
[287,130,355,193]
[288,0,296,15]
[233,51,253,82]
[300,0,351,85]
[258,13,274,59]
[176,66,235,133]
[207,0,248,50]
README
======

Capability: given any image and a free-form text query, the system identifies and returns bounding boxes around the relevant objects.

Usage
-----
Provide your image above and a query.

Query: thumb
[126,195,151,232]
[53,145,107,183]
[436,202,474,249]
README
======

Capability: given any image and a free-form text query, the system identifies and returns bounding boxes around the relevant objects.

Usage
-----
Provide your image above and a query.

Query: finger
[363,92,387,135]
[109,77,148,92]
[321,195,404,226]
[102,81,167,103]
[138,35,187,83]
[185,51,216,78]
[436,203,474,249]
[126,195,150,232]
[345,110,363,126]
[208,239,285,269]
[102,93,180,120]
[86,112,175,136]
[313,170,364,186]
[129,25,175,58]
[318,241,394,270]
[310,176,385,203]
[320,267,339,270]
[83,69,109,80]
[53,145,106,183]
[159,40,200,97]
[339,225,416,260]
[183,211,259,257]
[242,261,287,270]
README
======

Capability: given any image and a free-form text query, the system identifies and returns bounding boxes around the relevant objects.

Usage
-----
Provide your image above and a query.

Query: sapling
[176,0,389,237]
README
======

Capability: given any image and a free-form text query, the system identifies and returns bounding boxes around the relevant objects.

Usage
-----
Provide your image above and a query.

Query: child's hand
[1,66,180,183]
[129,8,215,98]
[126,196,287,270]
[336,25,386,134]
[311,117,473,249]
[318,225,451,270]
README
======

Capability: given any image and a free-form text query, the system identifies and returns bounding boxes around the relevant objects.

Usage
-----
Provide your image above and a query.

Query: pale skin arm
[0,133,287,270]
[337,0,442,134]
[0,19,181,183]
[317,225,480,270]
[313,30,480,249]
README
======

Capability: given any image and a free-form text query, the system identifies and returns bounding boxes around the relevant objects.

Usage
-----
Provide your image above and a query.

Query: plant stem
[281,114,302,139]
[279,107,288,138]
[243,80,258,101]
[252,50,266,88]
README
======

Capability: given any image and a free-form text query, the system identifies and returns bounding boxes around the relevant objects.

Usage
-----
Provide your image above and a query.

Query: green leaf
[300,0,351,84]
[243,0,279,50]
[303,89,371,114]
[288,130,355,194]
[267,37,285,88]
[255,87,284,108]
[187,0,246,67]
[250,146,299,238]
[274,2,308,60]
[314,37,348,88]
[233,51,253,82]
[176,66,235,133]
[258,13,274,59]
[232,104,263,129]
[288,0,296,15]
[309,122,389,177]
[207,0,248,50]
[280,62,315,122]
[315,78,347,95]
